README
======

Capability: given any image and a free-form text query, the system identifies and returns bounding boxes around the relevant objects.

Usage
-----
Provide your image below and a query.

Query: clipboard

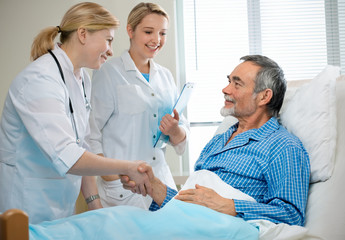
[154,82,195,147]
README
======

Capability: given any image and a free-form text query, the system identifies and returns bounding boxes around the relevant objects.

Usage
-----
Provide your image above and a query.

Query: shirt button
[153,135,156,138]
[153,157,156,160]
[151,93,155,96]
[153,114,157,117]
[120,194,123,198]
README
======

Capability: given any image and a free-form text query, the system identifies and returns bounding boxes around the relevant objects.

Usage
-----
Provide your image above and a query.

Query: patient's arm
[148,177,167,206]
[175,184,237,216]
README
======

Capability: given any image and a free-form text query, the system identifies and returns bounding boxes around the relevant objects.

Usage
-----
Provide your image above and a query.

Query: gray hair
[240,55,286,117]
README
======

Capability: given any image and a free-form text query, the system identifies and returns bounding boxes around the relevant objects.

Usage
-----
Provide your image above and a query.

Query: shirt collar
[228,117,280,142]
[121,50,158,74]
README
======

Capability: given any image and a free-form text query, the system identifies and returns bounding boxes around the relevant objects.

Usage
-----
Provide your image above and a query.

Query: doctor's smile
[146,44,160,51]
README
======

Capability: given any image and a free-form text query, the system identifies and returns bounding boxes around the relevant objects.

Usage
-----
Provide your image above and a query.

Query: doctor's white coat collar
[52,43,86,84]
[121,50,158,85]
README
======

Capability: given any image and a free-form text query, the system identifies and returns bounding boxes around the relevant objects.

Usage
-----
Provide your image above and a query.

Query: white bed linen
[181,169,256,202]
[181,170,319,240]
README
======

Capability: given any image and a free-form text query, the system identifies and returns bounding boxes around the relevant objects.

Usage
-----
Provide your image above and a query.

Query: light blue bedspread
[29,199,258,240]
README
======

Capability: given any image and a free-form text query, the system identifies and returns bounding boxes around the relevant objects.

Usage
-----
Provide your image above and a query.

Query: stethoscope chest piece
[85,100,92,111]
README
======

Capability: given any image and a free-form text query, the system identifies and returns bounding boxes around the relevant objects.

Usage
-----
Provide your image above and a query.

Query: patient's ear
[258,89,273,106]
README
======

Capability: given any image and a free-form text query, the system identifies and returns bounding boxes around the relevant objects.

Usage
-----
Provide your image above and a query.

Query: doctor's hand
[174,184,237,216]
[124,161,153,197]
[160,109,186,145]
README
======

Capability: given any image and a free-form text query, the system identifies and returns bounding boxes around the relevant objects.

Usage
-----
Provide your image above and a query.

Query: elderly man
[123,55,310,226]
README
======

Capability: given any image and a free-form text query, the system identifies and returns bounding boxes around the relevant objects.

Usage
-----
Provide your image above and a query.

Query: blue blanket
[29,199,259,240]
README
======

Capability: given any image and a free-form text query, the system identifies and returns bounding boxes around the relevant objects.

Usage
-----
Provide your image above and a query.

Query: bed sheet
[29,198,258,240]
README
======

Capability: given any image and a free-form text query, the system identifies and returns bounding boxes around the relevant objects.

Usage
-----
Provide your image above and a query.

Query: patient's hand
[174,184,237,216]
[125,161,154,196]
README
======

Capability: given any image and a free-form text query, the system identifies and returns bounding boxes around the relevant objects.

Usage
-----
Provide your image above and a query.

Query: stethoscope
[48,49,91,144]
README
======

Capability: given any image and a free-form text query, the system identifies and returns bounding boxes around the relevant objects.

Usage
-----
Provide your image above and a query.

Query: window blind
[180,0,344,123]
[182,0,249,123]
[338,0,345,74]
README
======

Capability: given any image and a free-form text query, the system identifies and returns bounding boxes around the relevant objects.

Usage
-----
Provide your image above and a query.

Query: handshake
[120,161,232,215]
[121,161,154,196]
[120,161,169,206]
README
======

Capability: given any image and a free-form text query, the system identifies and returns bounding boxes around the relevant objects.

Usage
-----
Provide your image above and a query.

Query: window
[176,0,345,174]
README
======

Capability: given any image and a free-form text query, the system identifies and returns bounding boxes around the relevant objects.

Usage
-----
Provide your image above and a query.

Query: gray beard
[220,106,235,117]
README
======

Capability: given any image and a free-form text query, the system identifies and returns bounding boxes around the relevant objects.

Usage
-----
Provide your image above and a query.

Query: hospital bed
[1,67,344,240]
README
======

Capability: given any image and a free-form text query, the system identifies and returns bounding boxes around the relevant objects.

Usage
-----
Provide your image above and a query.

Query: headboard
[0,209,29,240]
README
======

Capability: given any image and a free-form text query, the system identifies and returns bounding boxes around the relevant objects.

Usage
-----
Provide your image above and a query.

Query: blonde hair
[127,2,169,31]
[30,2,119,61]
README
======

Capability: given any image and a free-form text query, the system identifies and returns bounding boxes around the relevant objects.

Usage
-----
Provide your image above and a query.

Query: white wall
[0,0,181,173]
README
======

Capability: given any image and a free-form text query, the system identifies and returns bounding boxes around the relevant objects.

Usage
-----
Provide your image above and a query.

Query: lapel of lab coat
[121,51,157,90]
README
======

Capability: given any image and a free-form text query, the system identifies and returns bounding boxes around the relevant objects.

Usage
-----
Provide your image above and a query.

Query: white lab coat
[88,51,190,209]
[0,44,91,224]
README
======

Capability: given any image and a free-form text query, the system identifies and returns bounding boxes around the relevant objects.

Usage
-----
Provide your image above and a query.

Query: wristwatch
[85,194,100,204]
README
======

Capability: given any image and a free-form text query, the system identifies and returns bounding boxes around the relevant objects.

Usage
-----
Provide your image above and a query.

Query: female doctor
[88,2,190,209]
[0,2,152,224]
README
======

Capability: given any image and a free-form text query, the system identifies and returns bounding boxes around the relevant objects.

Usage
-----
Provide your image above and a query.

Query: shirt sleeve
[233,145,310,226]
[149,185,178,211]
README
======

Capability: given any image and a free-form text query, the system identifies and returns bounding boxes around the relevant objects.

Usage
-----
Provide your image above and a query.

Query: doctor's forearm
[68,151,133,176]
[69,151,153,196]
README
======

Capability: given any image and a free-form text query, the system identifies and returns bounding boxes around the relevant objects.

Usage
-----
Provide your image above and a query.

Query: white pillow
[280,65,339,183]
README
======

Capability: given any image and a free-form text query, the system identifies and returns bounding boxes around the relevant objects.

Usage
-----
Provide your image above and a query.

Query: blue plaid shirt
[150,117,310,226]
